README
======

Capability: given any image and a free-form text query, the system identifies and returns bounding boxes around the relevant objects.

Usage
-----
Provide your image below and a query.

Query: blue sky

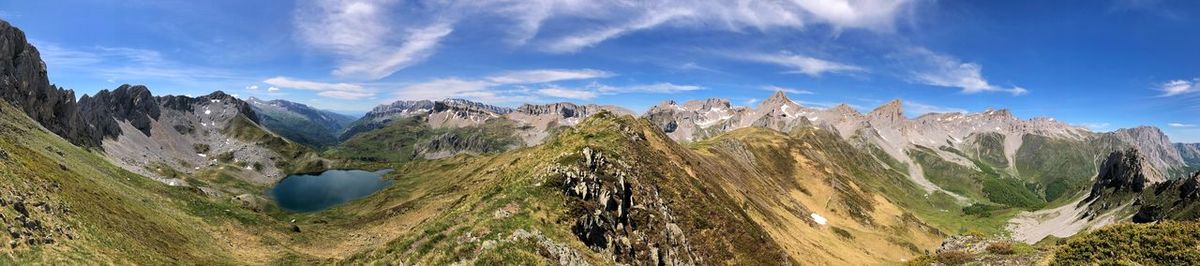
[3,0,1200,142]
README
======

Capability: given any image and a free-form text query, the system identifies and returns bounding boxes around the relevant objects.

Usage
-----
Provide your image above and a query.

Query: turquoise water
[271,169,394,212]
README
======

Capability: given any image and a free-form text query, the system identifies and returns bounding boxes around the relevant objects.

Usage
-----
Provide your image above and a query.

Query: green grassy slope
[324,116,522,163]
[329,112,797,264]
[0,101,244,263]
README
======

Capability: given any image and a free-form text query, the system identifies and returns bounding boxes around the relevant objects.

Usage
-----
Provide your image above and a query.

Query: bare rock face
[508,102,632,144]
[1177,143,1200,168]
[644,98,750,142]
[550,147,697,265]
[76,85,162,141]
[866,99,905,126]
[340,98,513,140]
[0,20,86,147]
[1106,126,1186,175]
[1087,148,1164,202]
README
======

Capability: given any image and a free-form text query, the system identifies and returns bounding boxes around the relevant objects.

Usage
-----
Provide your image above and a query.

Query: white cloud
[738,53,864,76]
[486,69,613,84]
[906,101,967,114]
[294,0,916,71]
[1076,122,1112,131]
[906,48,1028,96]
[263,76,363,91]
[33,41,238,85]
[245,85,260,91]
[763,85,815,95]
[537,87,598,100]
[319,90,375,100]
[267,87,281,92]
[395,78,497,101]
[295,0,453,80]
[263,76,374,99]
[746,98,759,105]
[1159,79,1198,96]
[543,7,693,53]
[592,82,703,94]
[1169,123,1197,128]
[394,74,698,104]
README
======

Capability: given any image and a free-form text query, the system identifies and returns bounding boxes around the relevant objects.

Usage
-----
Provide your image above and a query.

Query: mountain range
[3,19,1200,264]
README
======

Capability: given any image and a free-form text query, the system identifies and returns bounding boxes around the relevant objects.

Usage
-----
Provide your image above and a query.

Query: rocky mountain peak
[0,19,86,146]
[829,104,861,117]
[981,108,1015,120]
[867,99,905,124]
[1086,148,1165,202]
[686,98,731,110]
[516,102,583,117]
[435,98,513,115]
[758,90,795,109]
[1109,126,1185,174]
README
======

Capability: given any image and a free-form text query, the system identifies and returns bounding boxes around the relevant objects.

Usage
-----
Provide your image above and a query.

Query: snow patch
[810,213,827,225]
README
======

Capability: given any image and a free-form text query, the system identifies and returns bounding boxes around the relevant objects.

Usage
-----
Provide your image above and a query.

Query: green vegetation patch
[1054,221,1200,265]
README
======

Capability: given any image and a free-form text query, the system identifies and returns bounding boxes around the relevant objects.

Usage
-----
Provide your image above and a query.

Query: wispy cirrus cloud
[763,85,815,95]
[1076,122,1113,131]
[293,0,916,77]
[1169,122,1197,128]
[905,101,967,115]
[263,76,374,99]
[536,87,598,100]
[1158,79,1198,97]
[393,68,699,102]
[904,47,1028,96]
[33,41,241,89]
[294,0,452,80]
[485,69,612,84]
[736,52,865,77]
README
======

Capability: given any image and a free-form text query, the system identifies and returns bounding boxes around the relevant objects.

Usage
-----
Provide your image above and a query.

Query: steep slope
[0,20,89,147]
[248,97,356,149]
[1176,143,1200,169]
[82,85,324,186]
[1104,126,1188,176]
[311,112,976,264]
[0,100,278,264]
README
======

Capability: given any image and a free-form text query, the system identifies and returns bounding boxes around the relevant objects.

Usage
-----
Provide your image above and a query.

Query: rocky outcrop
[644,98,750,142]
[508,102,632,144]
[0,180,77,250]
[550,147,697,265]
[1105,126,1186,175]
[75,85,161,141]
[0,20,87,147]
[866,99,905,126]
[1086,149,1164,203]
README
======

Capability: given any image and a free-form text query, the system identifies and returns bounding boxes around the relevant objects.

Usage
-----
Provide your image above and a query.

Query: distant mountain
[248,97,356,149]
[1176,143,1200,168]
[74,86,325,185]
[329,99,631,162]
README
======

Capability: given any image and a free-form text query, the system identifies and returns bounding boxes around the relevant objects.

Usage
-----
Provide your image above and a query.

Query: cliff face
[1087,148,1164,201]
[0,20,86,146]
